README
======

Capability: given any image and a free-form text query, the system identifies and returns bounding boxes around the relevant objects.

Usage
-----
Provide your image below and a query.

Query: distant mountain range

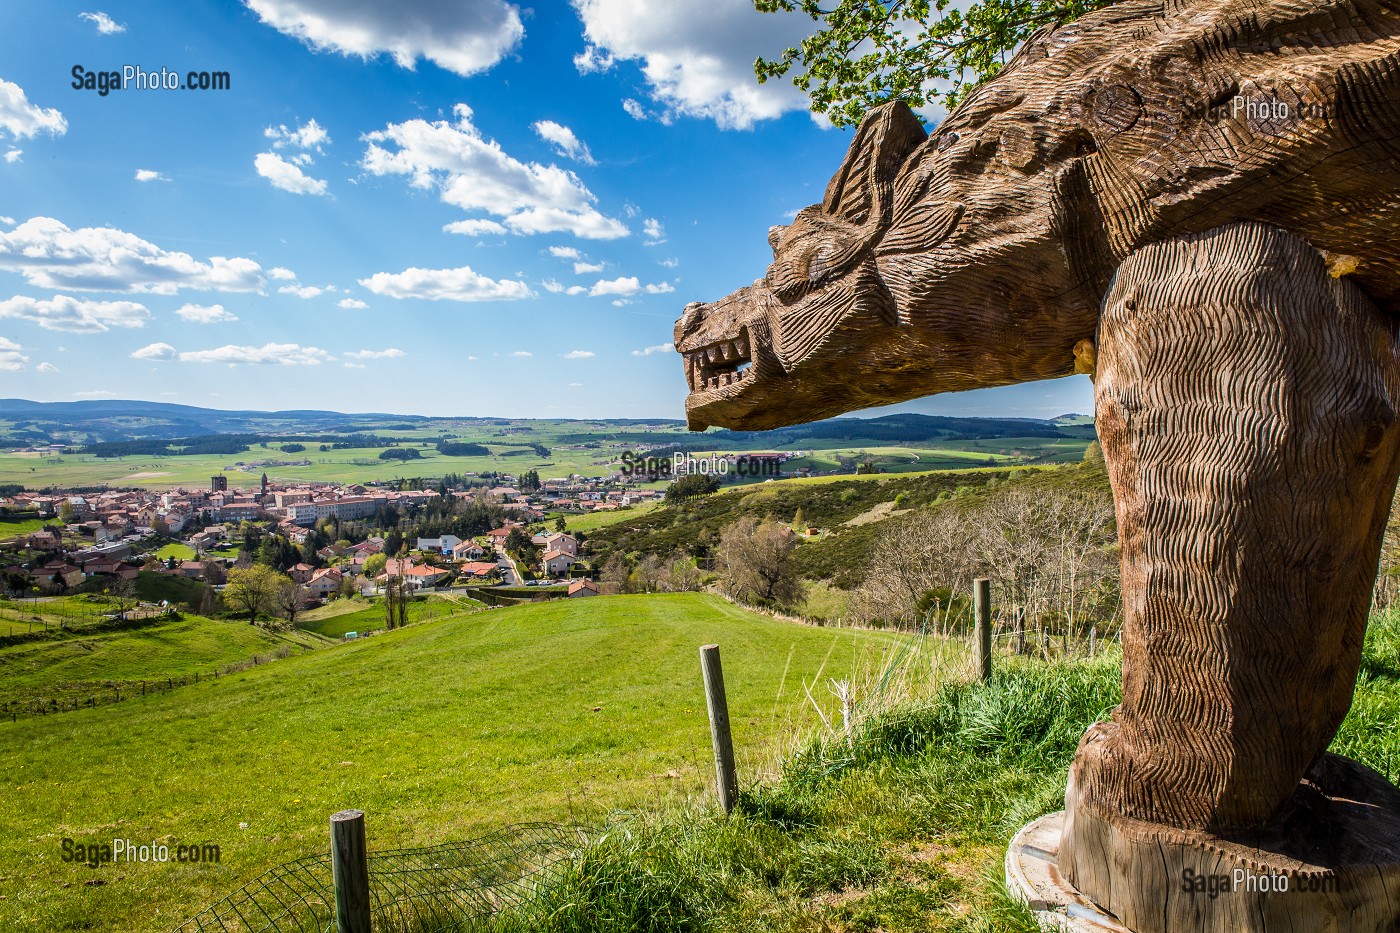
[0,398,1093,447]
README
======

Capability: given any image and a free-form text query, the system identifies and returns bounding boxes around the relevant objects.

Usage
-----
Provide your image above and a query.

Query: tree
[715,517,806,608]
[275,580,308,628]
[520,470,542,492]
[384,528,405,557]
[107,577,139,620]
[363,553,388,579]
[754,0,1114,127]
[58,499,75,524]
[383,575,409,630]
[601,553,632,595]
[554,515,567,532]
[665,473,722,503]
[666,552,704,592]
[224,564,283,624]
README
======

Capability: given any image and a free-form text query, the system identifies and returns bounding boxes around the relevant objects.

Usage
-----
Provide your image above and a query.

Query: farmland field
[0,410,1093,492]
[0,593,905,932]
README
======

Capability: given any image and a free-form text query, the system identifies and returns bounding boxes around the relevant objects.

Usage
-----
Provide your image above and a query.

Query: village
[0,466,680,604]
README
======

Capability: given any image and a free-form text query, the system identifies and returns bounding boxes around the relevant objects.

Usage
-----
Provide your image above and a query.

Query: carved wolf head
[676,0,1400,431]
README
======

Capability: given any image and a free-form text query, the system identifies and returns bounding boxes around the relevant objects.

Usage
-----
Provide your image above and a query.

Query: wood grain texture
[680,2,1400,924]
[1058,222,1400,931]
[676,0,1400,433]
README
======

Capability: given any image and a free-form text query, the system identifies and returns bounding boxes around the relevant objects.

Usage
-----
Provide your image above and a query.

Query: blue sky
[0,0,1093,421]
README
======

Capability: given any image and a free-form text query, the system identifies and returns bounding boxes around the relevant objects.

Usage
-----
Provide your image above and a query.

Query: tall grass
[484,635,1122,932]
[498,608,1400,932]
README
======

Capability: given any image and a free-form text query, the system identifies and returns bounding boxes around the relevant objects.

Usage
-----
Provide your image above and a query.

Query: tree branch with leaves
[754,0,1116,127]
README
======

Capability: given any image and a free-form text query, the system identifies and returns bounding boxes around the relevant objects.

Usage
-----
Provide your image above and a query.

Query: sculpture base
[1055,751,1400,933]
[1005,811,1130,932]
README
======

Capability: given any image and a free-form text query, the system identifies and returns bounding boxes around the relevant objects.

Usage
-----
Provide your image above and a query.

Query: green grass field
[560,501,664,533]
[151,542,197,561]
[0,514,53,539]
[295,595,481,638]
[0,593,904,931]
[0,424,1090,492]
[0,610,317,709]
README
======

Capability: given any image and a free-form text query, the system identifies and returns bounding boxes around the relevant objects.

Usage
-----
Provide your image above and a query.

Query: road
[493,544,521,586]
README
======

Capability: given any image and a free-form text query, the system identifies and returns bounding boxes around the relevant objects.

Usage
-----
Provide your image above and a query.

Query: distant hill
[0,399,1090,448]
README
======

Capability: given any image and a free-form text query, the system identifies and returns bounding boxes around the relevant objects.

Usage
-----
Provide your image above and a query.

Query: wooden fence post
[330,809,371,933]
[973,578,992,683]
[700,644,738,814]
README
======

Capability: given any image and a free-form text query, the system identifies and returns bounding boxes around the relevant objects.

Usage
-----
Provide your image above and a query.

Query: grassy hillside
[0,593,903,932]
[436,612,1400,933]
[0,609,320,711]
[585,462,1111,590]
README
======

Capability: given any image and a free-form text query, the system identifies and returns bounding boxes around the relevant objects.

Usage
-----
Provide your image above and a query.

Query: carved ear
[822,102,928,228]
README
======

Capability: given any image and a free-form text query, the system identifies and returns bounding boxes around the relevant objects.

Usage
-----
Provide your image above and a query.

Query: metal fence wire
[174,822,585,933]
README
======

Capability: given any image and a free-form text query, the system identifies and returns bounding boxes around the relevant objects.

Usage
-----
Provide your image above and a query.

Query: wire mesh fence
[174,822,585,933]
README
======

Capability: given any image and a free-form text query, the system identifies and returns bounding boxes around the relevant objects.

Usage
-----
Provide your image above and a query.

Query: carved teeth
[708,346,720,363]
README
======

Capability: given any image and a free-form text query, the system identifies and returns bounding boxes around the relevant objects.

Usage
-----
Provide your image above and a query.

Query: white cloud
[586,276,673,297]
[4,148,22,163]
[643,218,665,243]
[443,218,508,236]
[278,284,325,299]
[337,297,368,309]
[511,350,532,357]
[268,266,297,280]
[631,342,674,356]
[343,348,404,360]
[0,217,264,293]
[0,216,12,226]
[542,279,586,296]
[134,169,169,182]
[549,246,581,259]
[344,362,365,369]
[573,261,604,274]
[72,389,118,399]
[359,264,532,302]
[179,342,334,365]
[264,118,329,152]
[532,120,595,165]
[175,302,237,323]
[362,104,628,240]
[660,257,679,268]
[0,337,27,371]
[621,98,647,121]
[0,294,150,332]
[0,78,67,139]
[79,11,125,34]
[573,0,814,129]
[562,349,595,359]
[574,45,615,73]
[255,151,328,195]
[36,361,58,373]
[131,342,177,361]
[245,0,523,77]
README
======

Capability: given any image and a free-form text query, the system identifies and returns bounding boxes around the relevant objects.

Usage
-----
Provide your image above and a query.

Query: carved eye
[768,225,786,256]
[809,244,837,283]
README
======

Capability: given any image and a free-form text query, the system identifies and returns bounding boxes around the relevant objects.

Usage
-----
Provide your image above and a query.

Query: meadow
[0,593,904,932]
[0,413,1091,492]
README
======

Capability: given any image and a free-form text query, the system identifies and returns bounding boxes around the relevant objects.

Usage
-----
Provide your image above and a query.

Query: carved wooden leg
[1059,222,1400,932]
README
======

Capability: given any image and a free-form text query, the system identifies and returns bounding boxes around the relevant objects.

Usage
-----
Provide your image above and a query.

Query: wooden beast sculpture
[676,0,1400,929]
